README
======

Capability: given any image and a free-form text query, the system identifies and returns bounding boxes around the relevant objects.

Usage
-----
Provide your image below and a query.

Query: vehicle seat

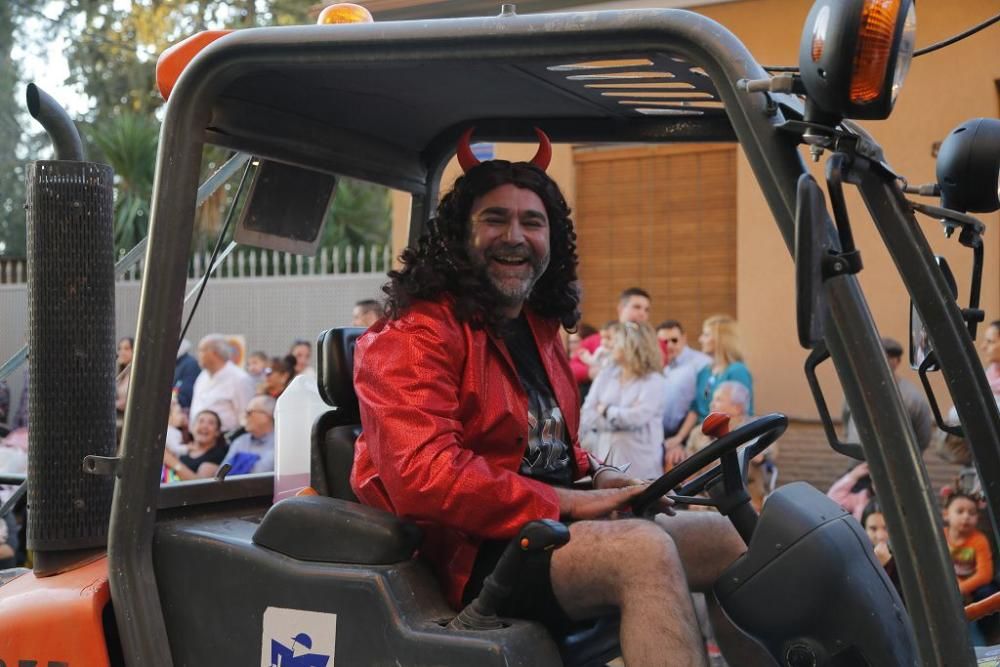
[309,327,621,665]
[311,326,365,500]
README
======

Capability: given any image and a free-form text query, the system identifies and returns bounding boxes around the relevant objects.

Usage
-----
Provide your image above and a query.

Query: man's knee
[571,520,683,585]
[624,520,685,582]
[552,520,693,618]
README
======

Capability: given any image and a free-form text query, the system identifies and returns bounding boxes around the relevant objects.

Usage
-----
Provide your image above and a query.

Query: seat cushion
[253,495,421,565]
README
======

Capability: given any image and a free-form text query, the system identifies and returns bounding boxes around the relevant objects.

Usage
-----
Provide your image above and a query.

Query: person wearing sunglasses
[656,320,711,440]
[664,315,752,470]
[220,395,276,475]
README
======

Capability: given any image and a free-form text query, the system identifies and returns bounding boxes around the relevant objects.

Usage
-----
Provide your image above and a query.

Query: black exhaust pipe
[24,84,116,576]
[25,83,85,162]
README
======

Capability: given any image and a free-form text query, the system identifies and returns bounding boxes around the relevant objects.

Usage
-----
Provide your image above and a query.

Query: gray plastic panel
[154,511,562,666]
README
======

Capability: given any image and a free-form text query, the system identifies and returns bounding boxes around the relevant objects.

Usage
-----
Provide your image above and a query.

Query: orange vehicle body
[0,556,112,666]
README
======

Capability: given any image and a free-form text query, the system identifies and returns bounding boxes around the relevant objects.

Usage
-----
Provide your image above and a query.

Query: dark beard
[469,245,549,310]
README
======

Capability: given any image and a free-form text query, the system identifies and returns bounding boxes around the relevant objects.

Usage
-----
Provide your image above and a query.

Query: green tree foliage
[0,0,30,257]
[325,177,392,249]
[1,0,392,260]
[85,112,159,255]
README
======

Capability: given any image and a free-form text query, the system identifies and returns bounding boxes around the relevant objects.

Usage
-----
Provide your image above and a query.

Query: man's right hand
[554,485,648,520]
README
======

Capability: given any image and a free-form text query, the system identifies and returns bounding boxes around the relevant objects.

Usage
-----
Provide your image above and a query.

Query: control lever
[449,519,570,630]
[701,413,746,498]
[702,412,730,437]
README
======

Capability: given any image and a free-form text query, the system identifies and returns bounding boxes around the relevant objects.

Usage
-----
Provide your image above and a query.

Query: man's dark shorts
[462,538,580,638]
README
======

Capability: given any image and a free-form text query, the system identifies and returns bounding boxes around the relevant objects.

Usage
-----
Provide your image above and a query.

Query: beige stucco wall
[700,0,1000,418]
[391,0,1000,419]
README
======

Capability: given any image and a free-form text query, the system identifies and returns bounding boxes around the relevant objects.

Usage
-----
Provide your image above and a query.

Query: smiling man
[349,130,744,666]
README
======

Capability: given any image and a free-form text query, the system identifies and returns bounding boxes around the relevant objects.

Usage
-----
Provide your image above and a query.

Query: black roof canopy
[180,8,759,193]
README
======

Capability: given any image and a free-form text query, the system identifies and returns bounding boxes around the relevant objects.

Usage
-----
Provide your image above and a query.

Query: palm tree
[323,177,392,248]
[86,112,159,256]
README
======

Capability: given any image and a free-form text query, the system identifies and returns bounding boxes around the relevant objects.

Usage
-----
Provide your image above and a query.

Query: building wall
[389,0,1000,418]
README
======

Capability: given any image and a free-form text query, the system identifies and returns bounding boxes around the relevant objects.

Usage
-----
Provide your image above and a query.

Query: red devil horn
[530,127,552,171]
[457,127,480,173]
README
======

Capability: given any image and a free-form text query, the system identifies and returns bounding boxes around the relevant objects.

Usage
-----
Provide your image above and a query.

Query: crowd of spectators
[4,284,1000,648]
[156,298,386,484]
[822,327,1000,645]
[571,287,758,493]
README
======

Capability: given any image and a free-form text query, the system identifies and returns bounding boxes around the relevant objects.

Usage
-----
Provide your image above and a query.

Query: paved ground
[776,419,963,498]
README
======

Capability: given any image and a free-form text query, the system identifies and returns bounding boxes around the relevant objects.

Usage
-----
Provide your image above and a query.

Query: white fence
[0,244,393,284]
[0,261,390,428]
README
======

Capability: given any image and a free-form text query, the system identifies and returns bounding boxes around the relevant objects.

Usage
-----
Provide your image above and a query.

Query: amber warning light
[798,0,916,122]
[317,3,374,25]
[155,4,374,101]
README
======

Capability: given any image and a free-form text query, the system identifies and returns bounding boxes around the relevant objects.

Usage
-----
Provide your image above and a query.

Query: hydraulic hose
[25,83,84,161]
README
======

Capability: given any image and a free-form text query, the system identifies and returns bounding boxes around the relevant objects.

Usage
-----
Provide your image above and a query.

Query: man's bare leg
[549,519,708,667]
[653,511,747,591]
[655,510,759,662]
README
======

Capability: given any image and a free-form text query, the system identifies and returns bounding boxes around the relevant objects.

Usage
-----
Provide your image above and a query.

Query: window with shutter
[573,144,737,336]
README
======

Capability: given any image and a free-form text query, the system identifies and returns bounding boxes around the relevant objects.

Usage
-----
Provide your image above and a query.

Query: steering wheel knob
[702,412,731,438]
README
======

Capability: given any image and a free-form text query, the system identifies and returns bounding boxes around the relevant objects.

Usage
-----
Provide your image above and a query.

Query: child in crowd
[246,350,270,389]
[944,491,996,645]
[945,492,994,600]
[862,501,891,564]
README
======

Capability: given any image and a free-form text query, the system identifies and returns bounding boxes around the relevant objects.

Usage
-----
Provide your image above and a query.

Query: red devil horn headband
[456,126,552,173]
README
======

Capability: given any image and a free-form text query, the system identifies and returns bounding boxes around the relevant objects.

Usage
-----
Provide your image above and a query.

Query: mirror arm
[918,352,965,438]
[963,240,986,339]
[804,342,866,460]
[909,200,987,340]
[824,153,864,277]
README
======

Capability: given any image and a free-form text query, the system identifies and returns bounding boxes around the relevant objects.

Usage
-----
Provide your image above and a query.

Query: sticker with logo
[261,607,337,667]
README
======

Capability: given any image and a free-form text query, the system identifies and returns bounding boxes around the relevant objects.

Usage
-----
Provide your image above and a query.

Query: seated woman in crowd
[580,322,669,480]
[665,314,753,468]
[162,410,229,481]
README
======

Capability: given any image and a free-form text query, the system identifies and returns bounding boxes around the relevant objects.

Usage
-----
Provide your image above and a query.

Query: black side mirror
[795,174,836,348]
[910,255,958,371]
[234,160,338,255]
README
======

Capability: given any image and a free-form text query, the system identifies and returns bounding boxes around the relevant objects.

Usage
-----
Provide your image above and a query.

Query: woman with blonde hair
[664,314,753,468]
[580,322,669,480]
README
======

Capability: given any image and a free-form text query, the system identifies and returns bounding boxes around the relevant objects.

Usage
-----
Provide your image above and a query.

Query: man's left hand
[593,469,643,490]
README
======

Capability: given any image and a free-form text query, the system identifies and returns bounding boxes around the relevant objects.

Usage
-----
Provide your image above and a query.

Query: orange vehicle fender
[0,556,112,666]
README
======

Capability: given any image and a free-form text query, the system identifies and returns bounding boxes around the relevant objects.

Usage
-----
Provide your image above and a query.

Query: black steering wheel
[631,413,788,539]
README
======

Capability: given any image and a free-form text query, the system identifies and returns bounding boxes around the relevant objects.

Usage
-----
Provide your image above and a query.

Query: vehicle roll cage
[111,8,995,665]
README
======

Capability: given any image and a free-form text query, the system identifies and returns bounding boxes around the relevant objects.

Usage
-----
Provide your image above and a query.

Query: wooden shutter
[573,144,737,335]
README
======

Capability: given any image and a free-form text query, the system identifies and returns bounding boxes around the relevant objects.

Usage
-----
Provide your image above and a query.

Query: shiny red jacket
[351,297,591,609]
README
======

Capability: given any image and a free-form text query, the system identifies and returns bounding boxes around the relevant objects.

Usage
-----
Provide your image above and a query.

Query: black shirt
[181,441,228,474]
[502,316,574,487]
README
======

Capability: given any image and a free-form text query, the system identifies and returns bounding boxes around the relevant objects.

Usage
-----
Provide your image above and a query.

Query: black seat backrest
[311,327,366,500]
[316,327,365,417]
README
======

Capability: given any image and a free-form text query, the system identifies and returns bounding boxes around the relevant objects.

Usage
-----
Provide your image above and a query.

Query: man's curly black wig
[383,160,580,331]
